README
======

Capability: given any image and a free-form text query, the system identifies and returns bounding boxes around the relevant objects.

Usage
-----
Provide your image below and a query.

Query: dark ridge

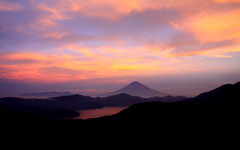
[101,93,146,107]
[148,95,187,103]
[22,91,73,97]
[51,94,103,110]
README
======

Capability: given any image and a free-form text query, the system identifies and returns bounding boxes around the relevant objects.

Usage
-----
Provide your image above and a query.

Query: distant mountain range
[1,81,239,121]
[0,83,186,120]
[21,81,169,98]
[0,93,186,118]
[22,91,73,97]
[97,81,169,97]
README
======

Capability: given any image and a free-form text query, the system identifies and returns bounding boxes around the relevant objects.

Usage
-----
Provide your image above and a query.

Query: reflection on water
[75,107,127,120]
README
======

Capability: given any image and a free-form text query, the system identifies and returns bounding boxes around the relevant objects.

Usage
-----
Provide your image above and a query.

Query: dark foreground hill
[0,82,239,147]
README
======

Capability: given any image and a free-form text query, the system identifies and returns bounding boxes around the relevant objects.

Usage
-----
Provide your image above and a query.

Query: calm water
[75,107,127,120]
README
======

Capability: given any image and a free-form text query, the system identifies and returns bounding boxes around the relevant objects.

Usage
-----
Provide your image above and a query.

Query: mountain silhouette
[98,81,168,97]
[101,93,147,107]
[1,82,239,146]
[183,81,240,104]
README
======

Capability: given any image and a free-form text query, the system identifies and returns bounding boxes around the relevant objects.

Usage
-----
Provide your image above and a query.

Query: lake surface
[75,107,127,120]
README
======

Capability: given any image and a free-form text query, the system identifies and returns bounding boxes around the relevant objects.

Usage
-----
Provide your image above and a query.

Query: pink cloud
[0,1,24,12]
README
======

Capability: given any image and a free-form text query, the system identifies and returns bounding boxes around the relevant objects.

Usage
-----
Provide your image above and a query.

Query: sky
[0,0,240,96]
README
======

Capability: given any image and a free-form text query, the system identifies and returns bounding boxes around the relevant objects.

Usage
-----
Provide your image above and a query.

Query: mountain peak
[128,81,145,86]
[114,81,168,97]
[131,81,141,84]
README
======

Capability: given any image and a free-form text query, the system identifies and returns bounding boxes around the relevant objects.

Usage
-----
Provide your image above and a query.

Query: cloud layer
[0,0,240,83]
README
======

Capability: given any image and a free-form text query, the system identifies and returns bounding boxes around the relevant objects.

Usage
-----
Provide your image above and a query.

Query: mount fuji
[98,81,169,97]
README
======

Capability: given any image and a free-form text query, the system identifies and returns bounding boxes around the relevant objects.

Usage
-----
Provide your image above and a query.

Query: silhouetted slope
[183,82,240,104]
[98,81,168,97]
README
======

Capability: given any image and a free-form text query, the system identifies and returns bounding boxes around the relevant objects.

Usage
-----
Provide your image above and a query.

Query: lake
[75,107,127,120]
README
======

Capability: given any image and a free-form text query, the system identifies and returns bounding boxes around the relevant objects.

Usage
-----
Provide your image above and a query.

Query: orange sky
[0,0,240,95]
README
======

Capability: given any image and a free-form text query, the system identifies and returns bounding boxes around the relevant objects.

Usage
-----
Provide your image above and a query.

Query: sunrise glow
[0,0,240,96]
